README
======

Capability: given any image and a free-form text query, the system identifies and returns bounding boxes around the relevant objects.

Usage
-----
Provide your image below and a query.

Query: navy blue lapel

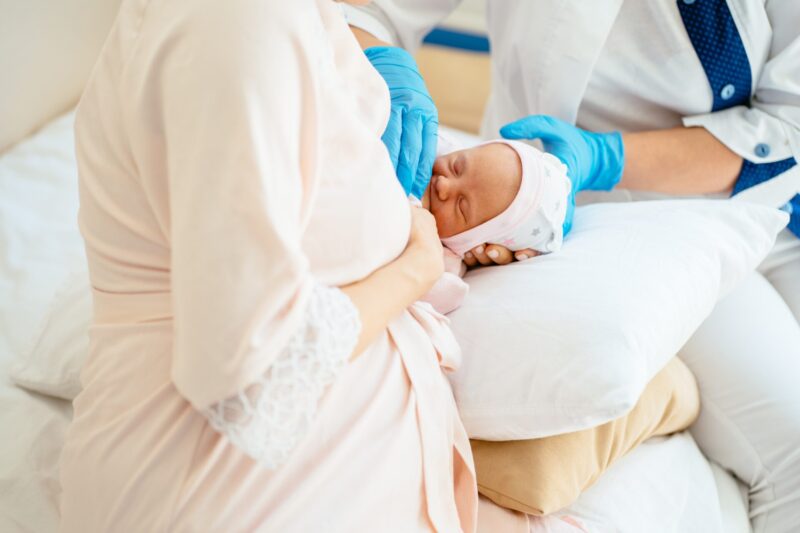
[677,0,751,111]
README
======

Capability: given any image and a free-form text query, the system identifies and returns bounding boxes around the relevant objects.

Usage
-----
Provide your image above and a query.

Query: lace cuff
[202,284,361,468]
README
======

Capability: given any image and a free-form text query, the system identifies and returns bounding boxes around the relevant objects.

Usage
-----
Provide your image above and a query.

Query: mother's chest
[300,68,410,285]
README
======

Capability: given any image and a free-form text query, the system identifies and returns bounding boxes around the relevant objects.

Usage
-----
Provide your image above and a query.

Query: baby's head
[421,139,571,257]
[422,142,521,238]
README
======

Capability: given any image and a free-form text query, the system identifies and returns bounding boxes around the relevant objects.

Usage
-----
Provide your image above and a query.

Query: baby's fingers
[463,251,478,268]
[469,245,494,266]
[485,244,513,265]
[513,249,539,262]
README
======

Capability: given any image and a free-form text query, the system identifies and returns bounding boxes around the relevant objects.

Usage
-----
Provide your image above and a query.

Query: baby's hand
[463,244,539,267]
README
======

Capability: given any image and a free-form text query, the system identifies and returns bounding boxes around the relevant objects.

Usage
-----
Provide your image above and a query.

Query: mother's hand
[364,46,438,199]
[404,206,445,289]
[463,244,539,268]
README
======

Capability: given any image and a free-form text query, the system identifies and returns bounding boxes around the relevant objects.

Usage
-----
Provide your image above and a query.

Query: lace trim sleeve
[202,284,361,468]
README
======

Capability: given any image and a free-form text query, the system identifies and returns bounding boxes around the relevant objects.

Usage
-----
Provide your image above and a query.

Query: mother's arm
[344,207,444,357]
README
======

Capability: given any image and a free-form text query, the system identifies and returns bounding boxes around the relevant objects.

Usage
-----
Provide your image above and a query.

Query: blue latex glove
[501,115,625,234]
[365,46,438,199]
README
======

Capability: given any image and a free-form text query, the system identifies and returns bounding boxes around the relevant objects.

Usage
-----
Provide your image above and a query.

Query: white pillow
[549,433,726,533]
[11,270,91,400]
[448,200,787,440]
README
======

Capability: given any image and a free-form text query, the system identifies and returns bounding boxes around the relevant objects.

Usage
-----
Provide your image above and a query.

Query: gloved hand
[500,115,625,192]
[501,115,625,235]
[365,46,438,199]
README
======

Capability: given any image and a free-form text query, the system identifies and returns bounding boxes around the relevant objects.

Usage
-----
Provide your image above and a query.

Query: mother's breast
[301,83,411,286]
[303,170,410,285]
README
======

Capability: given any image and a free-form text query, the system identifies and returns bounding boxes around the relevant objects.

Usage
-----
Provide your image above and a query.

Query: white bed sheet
[0,111,82,532]
[0,116,751,532]
[562,433,749,533]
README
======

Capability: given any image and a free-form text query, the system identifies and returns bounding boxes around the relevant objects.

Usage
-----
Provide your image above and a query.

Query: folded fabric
[10,270,91,400]
[472,357,700,516]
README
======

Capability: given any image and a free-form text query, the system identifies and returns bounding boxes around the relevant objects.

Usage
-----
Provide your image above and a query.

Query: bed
[0,2,754,532]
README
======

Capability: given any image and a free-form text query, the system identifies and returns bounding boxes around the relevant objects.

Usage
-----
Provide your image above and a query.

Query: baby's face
[422,143,522,238]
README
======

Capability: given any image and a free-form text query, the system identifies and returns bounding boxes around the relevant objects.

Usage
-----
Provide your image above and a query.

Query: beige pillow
[471,357,700,516]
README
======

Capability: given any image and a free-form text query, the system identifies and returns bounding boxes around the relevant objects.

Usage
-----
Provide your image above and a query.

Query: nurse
[345,1,800,531]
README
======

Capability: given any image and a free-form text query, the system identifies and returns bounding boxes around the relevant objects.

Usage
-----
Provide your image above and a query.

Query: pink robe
[59,1,477,530]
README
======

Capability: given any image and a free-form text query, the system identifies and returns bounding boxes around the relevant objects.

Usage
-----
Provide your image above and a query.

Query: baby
[418,136,571,314]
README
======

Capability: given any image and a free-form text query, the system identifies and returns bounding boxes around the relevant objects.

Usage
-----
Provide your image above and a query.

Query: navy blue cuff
[733,157,800,238]
[733,157,797,195]
[786,195,800,238]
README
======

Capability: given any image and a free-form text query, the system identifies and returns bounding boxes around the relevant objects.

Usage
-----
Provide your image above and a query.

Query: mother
[58,1,477,530]
[347,1,800,531]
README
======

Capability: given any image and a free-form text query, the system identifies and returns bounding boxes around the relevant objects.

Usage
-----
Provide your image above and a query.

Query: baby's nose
[434,175,453,201]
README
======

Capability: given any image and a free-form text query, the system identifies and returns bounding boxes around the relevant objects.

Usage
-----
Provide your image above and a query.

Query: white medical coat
[344,0,800,207]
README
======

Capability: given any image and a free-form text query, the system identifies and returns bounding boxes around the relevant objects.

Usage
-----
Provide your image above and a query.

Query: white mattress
[0,116,751,532]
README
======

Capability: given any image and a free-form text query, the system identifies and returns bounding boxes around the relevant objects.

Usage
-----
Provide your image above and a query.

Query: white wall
[0,0,122,153]
[440,0,487,33]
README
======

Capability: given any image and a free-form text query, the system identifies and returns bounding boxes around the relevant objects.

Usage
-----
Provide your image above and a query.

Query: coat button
[720,84,735,100]
[755,143,771,158]
[780,202,794,215]
[682,0,696,4]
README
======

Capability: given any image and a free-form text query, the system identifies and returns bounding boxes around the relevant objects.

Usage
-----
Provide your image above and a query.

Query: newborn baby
[418,136,571,314]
